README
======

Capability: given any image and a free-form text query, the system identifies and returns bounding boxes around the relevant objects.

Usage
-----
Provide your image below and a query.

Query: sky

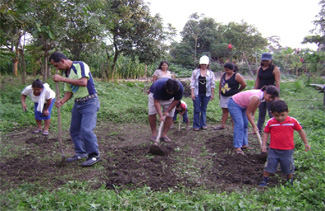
[147,0,321,50]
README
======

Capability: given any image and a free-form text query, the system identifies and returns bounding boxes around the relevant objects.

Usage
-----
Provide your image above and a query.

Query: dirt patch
[0,123,286,193]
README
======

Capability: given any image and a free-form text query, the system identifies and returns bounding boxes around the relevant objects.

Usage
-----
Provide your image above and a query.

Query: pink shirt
[232,89,263,108]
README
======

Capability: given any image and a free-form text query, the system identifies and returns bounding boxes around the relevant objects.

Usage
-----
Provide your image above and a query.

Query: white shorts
[148,93,176,116]
[220,95,232,108]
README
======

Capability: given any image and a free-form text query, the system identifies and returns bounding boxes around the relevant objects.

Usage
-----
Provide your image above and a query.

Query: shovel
[256,131,268,161]
[55,71,65,165]
[178,117,181,131]
[149,120,165,156]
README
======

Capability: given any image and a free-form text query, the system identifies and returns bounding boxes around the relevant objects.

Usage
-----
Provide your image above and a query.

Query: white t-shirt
[21,84,56,103]
[153,69,173,80]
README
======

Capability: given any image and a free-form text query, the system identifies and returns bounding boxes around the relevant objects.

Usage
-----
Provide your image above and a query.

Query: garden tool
[55,70,65,165]
[149,120,165,156]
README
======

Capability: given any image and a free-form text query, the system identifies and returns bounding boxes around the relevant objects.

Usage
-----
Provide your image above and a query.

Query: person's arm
[191,88,195,100]
[152,75,158,83]
[218,74,223,99]
[273,66,281,89]
[254,67,260,89]
[163,100,180,118]
[55,92,73,108]
[246,96,260,132]
[53,75,88,87]
[21,94,27,111]
[298,129,311,151]
[235,73,247,92]
[153,99,164,122]
[42,98,52,116]
[210,88,214,101]
[261,132,270,152]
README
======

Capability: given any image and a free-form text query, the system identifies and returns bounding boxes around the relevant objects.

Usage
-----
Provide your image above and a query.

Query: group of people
[147,53,310,187]
[20,51,311,187]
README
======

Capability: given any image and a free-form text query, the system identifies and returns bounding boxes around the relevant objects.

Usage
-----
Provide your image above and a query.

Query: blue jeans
[173,109,189,124]
[257,101,273,131]
[228,98,248,148]
[192,94,211,129]
[70,97,100,157]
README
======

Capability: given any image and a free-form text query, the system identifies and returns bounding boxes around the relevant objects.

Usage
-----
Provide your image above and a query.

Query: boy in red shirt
[259,100,311,187]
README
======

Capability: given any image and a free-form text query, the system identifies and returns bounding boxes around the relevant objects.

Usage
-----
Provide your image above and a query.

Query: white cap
[199,55,209,64]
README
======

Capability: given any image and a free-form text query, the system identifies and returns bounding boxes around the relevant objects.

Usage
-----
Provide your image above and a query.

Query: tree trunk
[12,58,18,76]
[243,51,254,77]
[20,48,26,84]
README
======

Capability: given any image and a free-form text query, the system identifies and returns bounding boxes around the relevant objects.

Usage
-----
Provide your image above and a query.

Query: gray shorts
[219,95,232,108]
[148,93,176,116]
[264,148,295,175]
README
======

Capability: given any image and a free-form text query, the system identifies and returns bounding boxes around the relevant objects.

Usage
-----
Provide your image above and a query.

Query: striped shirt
[64,61,97,99]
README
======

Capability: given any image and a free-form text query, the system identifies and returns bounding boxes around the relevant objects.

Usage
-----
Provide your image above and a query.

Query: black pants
[257,101,273,131]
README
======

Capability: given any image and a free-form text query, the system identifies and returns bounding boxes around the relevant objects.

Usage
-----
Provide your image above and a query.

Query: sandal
[234,149,245,155]
[150,136,157,142]
[214,126,225,130]
[193,128,200,131]
[201,126,208,130]
[32,129,42,134]
[42,131,49,136]
[241,145,251,150]
[160,136,172,143]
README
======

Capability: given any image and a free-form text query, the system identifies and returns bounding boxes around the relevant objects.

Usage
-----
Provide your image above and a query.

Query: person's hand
[159,114,166,122]
[55,99,64,108]
[261,145,267,153]
[191,94,195,100]
[304,144,311,152]
[43,109,49,116]
[22,105,27,112]
[53,74,65,82]
[253,126,259,134]
[210,95,214,101]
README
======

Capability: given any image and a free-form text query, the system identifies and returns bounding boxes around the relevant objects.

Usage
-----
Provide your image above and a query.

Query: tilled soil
[1,122,285,193]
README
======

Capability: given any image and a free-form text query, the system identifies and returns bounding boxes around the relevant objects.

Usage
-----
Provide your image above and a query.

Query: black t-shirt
[220,73,240,96]
[198,75,206,94]
[257,65,275,89]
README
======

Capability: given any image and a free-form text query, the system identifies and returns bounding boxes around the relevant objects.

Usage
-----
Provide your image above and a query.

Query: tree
[0,0,32,79]
[302,0,325,50]
[103,0,174,78]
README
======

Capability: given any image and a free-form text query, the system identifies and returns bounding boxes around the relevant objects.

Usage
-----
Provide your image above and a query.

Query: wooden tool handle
[256,131,263,149]
[55,71,64,155]
[155,120,164,144]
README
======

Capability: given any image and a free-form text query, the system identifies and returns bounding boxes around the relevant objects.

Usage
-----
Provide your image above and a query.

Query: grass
[1,75,325,210]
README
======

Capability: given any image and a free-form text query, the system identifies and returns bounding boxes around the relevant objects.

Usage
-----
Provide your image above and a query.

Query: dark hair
[32,79,44,88]
[224,63,238,72]
[49,51,68,63]
[158,61,169,70]
[261,85,280,98]
[165,79,179,93]
[271,100,288,113]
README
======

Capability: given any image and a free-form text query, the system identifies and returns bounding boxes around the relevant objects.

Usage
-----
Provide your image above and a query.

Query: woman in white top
[152,61,175,82]
[21,79,56,136]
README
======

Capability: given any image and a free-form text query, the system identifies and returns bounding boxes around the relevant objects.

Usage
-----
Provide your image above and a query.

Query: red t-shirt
[264,116,302,150]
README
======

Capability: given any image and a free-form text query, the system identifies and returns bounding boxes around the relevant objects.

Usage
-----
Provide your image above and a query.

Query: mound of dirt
[1,123,287,193]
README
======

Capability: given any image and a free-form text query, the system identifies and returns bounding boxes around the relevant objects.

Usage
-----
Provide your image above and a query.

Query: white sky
[147,0,321,50]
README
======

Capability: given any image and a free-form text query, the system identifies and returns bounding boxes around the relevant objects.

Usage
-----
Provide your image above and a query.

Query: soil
[0,121,288,193]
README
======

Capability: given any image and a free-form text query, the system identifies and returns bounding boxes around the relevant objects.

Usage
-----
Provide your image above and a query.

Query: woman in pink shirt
[228,85,279,155]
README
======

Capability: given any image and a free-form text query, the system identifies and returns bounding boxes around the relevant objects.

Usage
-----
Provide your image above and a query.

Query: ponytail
[261,85,279,98]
